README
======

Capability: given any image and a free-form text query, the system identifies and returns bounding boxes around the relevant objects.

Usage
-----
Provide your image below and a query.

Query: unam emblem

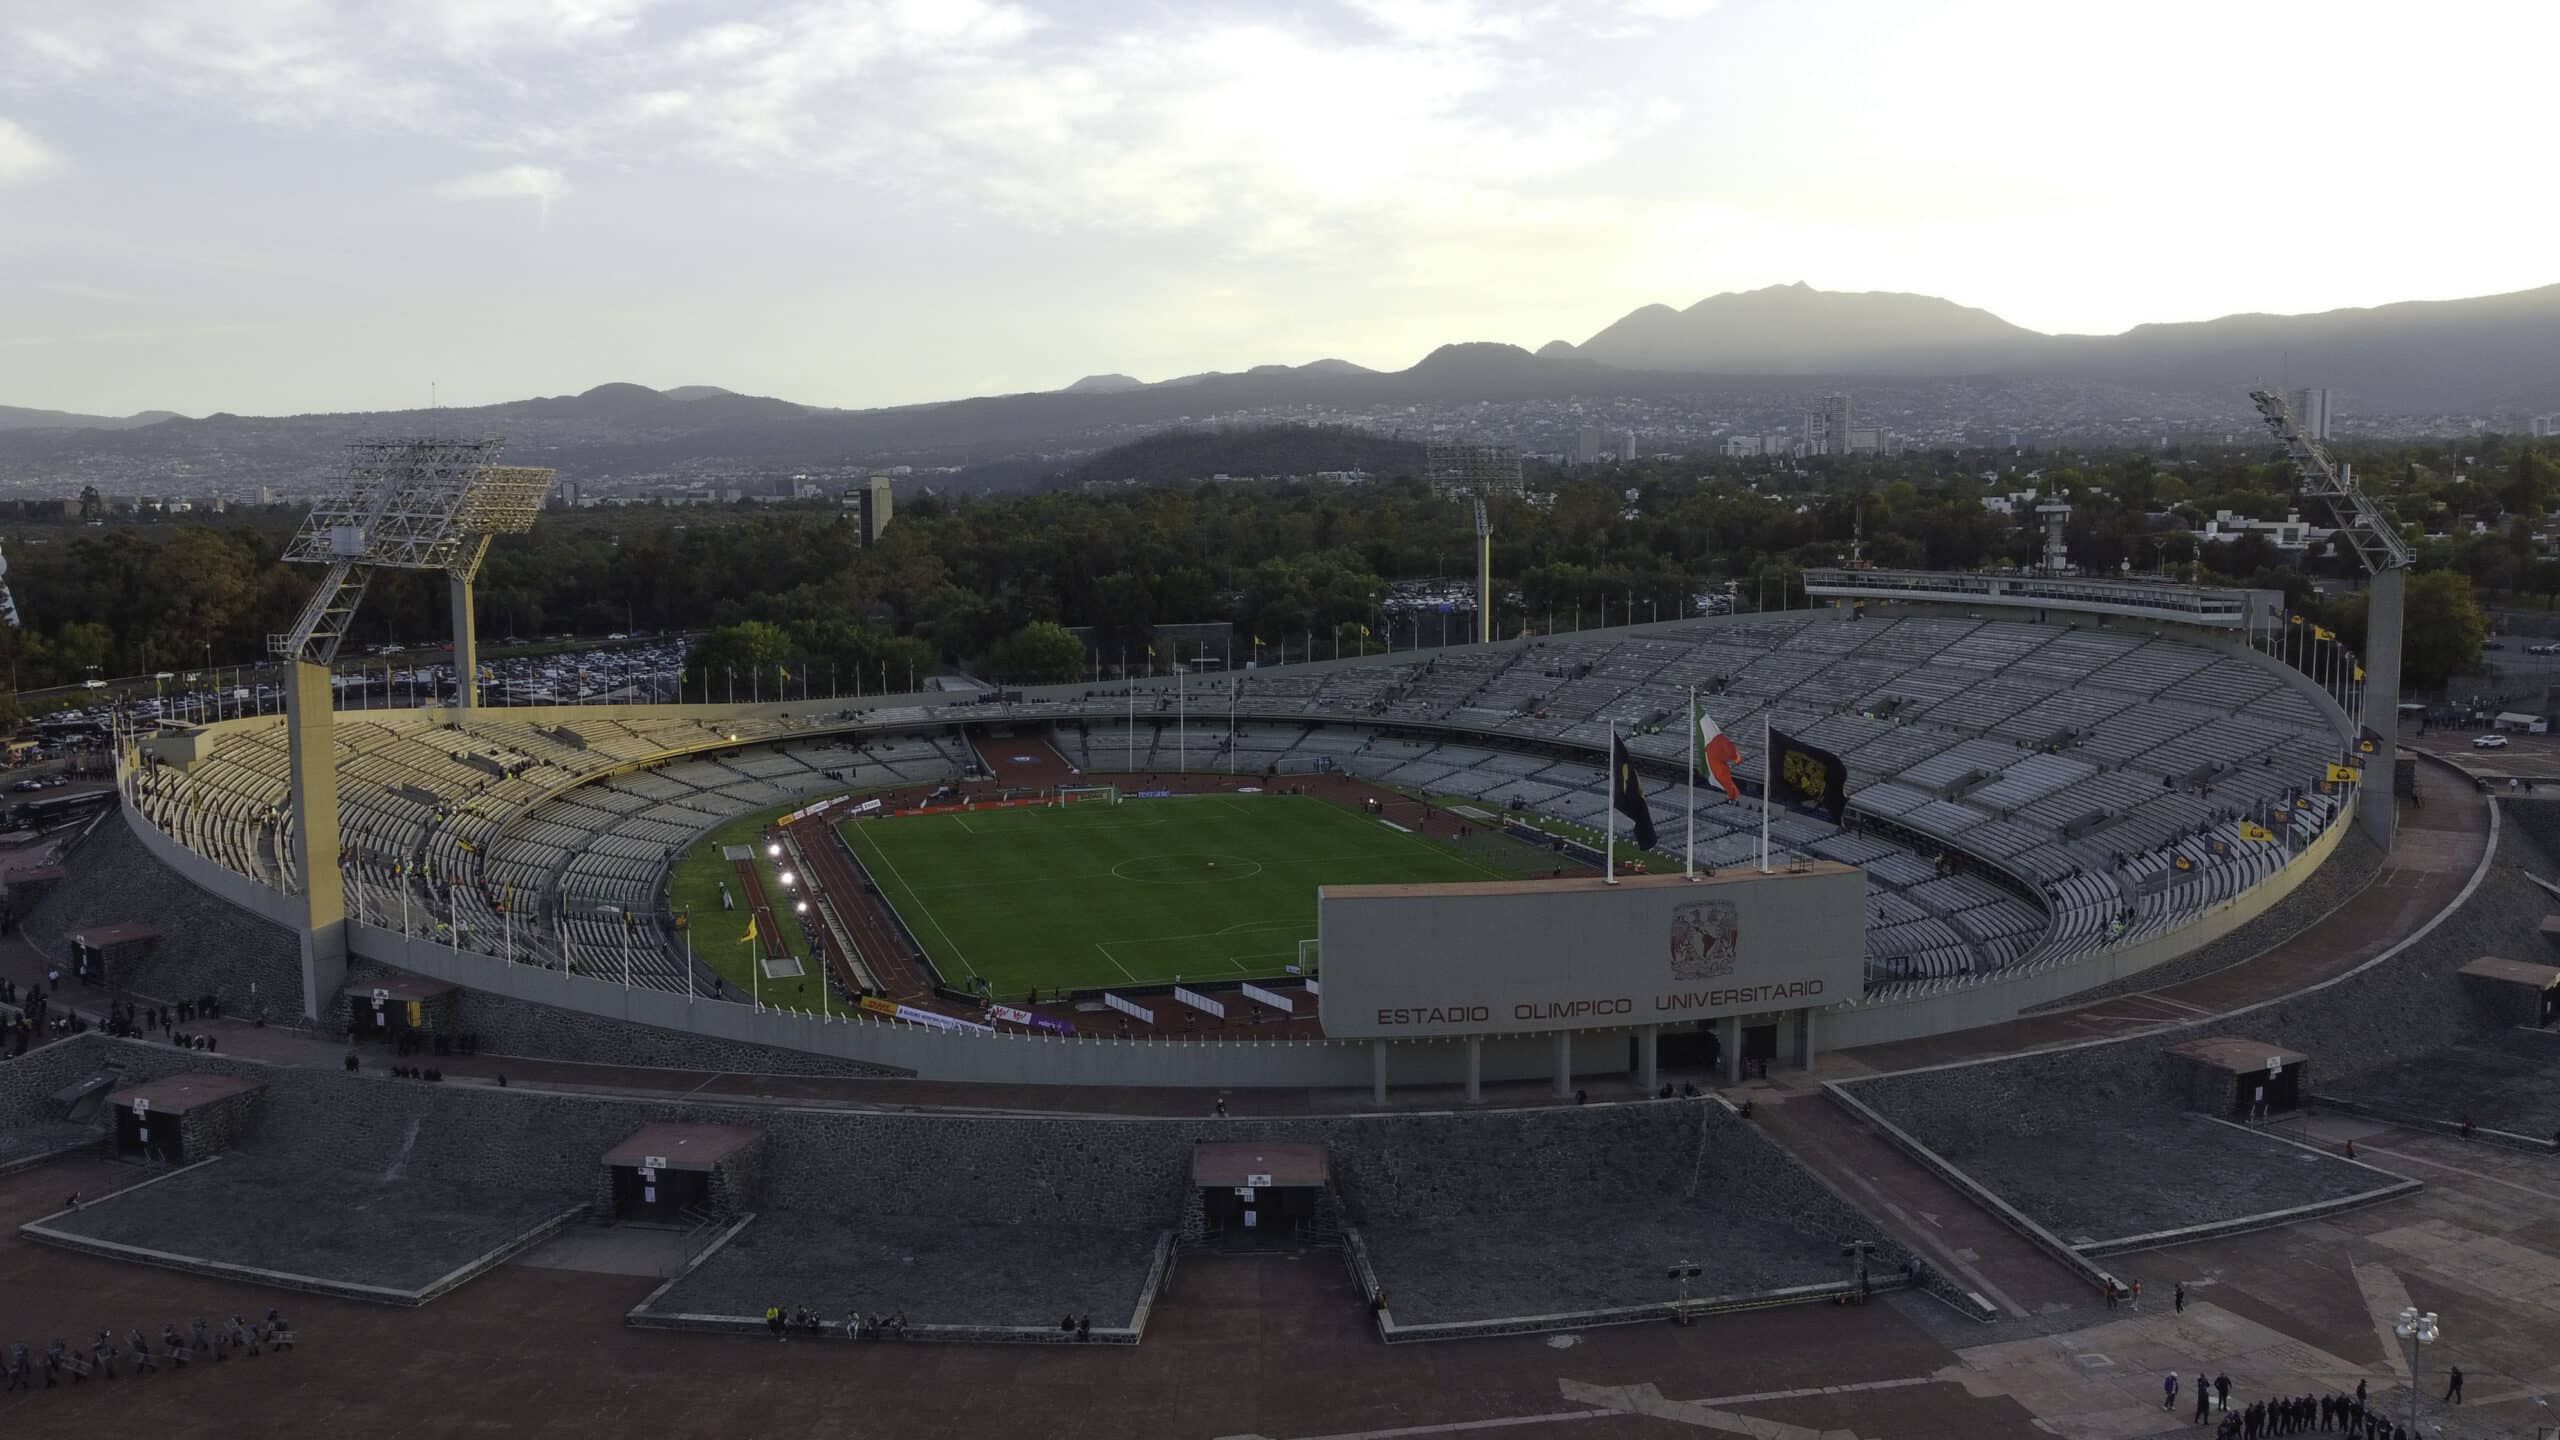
[1668,900,1738,981]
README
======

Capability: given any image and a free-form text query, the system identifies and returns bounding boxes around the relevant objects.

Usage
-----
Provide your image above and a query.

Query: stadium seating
[122,609,2356,1009]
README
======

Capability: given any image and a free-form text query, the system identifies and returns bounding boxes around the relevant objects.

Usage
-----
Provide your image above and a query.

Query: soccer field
[838,793,1503,999]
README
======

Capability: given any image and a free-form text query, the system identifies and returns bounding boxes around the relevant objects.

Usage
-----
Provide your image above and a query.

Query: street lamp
[2393,1307,2438,1435]
[1666,1261,1702,1324]
[766,842,782,859]
[778,870,796,888]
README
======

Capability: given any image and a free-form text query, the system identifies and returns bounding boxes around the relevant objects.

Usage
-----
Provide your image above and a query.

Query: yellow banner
[406,1000,423,1028]
[2312,626,2336,641]
[858,995,901,1019]
[2239,822,2275,843]
[2327,764,2361,783]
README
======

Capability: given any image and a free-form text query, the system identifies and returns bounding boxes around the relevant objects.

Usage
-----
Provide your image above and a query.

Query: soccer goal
[1059,784,1120,807]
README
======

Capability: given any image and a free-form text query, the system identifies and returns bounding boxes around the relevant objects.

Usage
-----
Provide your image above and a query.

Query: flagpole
[1178,664,1186,773]
[1760,713,1773,874]
[1605,727,1617,886]
[1685,686,1697,881]
[1127,680,1136,772]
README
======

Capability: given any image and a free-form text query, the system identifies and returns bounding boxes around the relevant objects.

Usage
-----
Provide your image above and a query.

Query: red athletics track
[728,851,794,976]
[786,811,935,1002]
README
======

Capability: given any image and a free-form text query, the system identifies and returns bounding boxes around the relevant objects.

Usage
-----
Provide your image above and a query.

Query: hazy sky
[3,0,2552,417]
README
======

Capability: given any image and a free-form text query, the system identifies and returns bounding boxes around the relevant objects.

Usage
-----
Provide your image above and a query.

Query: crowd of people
[762,1305,915,1340]
[0,975,230,1056]
[2165,1370,2454,1439]
[1,1311,294,1390]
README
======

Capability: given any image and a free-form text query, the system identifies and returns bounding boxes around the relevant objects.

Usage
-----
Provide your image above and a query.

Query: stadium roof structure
[1802,567,2256,627]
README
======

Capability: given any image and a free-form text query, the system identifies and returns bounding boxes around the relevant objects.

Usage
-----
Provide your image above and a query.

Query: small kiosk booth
[343,975,459,1043]
[597,1124,766,1223]
[106,1073,263,1164]
[67,924,161,986]
[1192,1141,1328,1239]
[2459,955,2560,1029]
[2167,1037,2308,1121]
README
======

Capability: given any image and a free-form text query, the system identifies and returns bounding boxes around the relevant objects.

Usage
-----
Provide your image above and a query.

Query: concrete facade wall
[31,808,304,1019]
[167,1086,263,1161]
[1845,800,2531,1174]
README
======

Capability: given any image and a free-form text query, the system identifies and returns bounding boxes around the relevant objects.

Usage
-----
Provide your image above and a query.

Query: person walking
[2443,1365,2463,1404]
[2215,1374,2231,1412]
[2175,1280,2187,1313]
[2194,1373,2211,1424]
[2165,1370,2182,1411]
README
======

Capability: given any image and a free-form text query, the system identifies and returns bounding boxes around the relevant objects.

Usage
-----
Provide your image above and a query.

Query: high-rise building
[1803,394,1853,456]
[2287,387,2333,442]
[1567,427,1611,466]
[1619,430,1637,463]
[857,476,894,546]
[2531,414,2559,439]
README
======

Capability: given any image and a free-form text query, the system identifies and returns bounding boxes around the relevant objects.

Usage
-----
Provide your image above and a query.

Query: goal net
[1059,784,1120,807]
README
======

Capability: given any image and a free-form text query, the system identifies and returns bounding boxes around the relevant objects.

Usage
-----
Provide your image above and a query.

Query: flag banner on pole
[2326,764,2361,783]
[1694,705,1743,803]
[2312,626,2335,642]
[741,915,759,946]
[1766,729,1850,823]
[1609,734,1657,850]
[2238,822,2275,843]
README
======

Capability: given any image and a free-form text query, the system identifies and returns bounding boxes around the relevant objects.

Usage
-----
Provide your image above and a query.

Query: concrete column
[1718,1015,1743,1086]
[1794,1009,1818,1070]
[285,660,347,1021]
[448,576,477,712]
[1639,1024,1659,1092]
[2357,567,2403,855]
[1551,1030,1572,1098]
[1464,1036,1482,1103]
[1371,1040,1388,1106]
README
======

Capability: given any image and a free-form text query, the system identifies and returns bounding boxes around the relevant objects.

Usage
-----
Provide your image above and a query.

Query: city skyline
[3,0,2553,417]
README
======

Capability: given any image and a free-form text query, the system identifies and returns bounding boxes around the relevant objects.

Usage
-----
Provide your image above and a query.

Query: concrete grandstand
[106,589,2372,1085]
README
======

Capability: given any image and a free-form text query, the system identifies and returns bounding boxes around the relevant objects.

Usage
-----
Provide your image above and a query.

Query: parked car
[2474,734,2510,749]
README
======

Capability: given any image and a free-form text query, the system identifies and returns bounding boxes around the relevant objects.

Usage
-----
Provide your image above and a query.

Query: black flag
[1610,734,1658,850]
[1767,728,1850,823]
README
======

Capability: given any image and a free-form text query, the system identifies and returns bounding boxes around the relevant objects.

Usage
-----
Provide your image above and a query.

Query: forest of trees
[0,425,2546,699]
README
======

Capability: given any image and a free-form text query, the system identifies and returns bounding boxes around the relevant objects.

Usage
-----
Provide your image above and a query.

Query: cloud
[0,117,64,184]
[434,164,567,204]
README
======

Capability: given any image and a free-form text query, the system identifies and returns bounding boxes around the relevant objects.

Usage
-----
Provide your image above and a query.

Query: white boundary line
[843,817,977,980]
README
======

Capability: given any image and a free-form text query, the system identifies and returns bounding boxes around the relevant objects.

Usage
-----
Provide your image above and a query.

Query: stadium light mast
[270,440,555,1017]
[2250,389,2408,853]
[1425,443,1520,646]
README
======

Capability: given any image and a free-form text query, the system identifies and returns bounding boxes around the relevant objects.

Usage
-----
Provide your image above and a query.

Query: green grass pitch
[838,793,1505,998]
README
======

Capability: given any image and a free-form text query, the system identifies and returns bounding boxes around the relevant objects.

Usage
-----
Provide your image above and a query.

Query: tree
[983,621,1087,685]
[77,485,102,523]
[689,622,791,698]
[2330,570,2487,694]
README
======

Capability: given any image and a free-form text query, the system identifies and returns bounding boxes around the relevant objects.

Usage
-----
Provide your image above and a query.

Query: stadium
[6,411,2558,1438]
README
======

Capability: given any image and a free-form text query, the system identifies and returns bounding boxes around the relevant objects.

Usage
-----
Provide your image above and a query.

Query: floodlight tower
[2250,388,2409,852]
[270,441,554,1016]
[1473,497,1493,644]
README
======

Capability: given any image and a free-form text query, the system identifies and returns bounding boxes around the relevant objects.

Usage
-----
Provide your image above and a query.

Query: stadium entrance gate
[1650,1021,1722,1075]
[1193,1141,1326,1244]
[611,1163,710,1222]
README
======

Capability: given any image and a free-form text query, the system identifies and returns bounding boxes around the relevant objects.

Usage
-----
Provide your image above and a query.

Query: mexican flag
[1695,704,1743,804]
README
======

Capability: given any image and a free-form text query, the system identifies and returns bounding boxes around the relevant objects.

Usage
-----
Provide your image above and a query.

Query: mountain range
[1,282,2552,487]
